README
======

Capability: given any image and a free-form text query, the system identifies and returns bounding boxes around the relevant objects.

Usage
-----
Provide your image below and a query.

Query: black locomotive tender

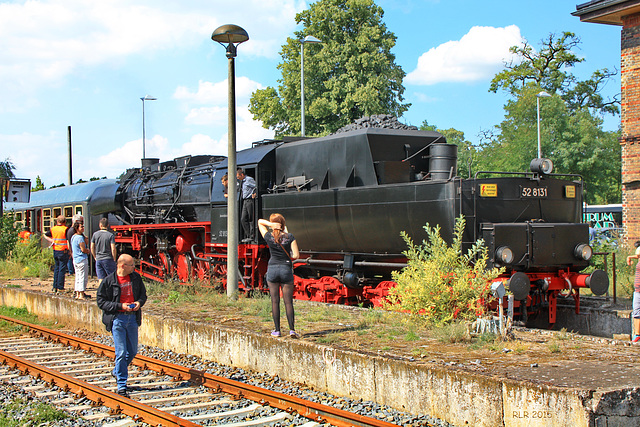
[89,127,607,325]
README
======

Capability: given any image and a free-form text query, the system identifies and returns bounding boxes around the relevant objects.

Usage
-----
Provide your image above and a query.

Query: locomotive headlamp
[496,246,514,264]
[574,243,592,261]
[530,158,553,175]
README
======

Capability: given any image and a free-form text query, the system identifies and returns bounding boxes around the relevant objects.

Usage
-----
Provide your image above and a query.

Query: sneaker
[116,388,129,398]
[289,331,300,339]
[632,335,640,343]
[271,330,281,337]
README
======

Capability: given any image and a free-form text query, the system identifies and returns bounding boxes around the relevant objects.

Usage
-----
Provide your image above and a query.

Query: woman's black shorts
[266,263,294,284]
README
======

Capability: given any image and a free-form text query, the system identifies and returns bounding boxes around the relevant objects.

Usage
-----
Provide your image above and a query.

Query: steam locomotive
[9,127,609,325]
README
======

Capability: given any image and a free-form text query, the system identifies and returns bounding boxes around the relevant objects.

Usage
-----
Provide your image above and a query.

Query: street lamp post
[300,35,322,137]
[536,91,551,158]
[212,24,249,299]
[140,95,157,159]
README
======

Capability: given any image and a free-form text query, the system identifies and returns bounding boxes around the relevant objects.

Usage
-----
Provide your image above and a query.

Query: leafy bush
[386,216,504,324]
[10,238,53,279]
[0,214,19,260]
[613,243,637,299]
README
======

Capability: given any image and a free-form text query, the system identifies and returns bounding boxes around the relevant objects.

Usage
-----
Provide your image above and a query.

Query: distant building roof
[573,0,640,25]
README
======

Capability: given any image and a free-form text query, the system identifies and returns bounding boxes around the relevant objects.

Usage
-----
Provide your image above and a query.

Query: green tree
[32,176,45,192]
[249,0,410,137]
[483,32,621,204]
[489,32,619,116]
[0,158,16,179]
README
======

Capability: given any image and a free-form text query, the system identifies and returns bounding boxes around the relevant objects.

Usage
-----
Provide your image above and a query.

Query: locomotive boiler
[89,127,608,326]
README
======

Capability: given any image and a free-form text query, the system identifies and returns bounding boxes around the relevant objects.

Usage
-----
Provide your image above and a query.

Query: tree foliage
[0,158,16,179]
[32,176,45,192]
[482,32,621,204]
[0,214,19,260]
[489,32,619,116]
[249,0,409,137]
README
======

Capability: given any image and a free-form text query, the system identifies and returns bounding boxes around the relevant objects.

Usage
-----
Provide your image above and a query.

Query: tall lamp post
[140,95,157,159]
[300,35,322,137]
[212,24,249,299]
[536,91,551,158]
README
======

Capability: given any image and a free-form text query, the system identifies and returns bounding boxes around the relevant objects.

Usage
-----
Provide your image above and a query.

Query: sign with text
[3,179,31,203]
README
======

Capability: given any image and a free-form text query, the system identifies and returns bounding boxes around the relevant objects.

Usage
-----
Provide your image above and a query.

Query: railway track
[0,315,398,427]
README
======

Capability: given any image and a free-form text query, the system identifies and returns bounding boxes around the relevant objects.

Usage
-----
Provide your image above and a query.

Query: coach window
[43,208,51,232]
[75,206,83,217]
[64,206,73,221]
[53,207,62,219]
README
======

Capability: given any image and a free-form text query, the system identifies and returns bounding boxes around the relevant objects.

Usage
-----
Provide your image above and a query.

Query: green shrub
[387,216,504,324]
[0,214,19,260]
[11,238,53,279]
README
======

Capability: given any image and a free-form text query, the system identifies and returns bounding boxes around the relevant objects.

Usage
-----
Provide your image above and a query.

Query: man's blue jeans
[52,250,69,290]
[112,313,138,391]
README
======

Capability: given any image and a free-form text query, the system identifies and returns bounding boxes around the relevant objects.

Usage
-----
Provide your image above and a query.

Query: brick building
[573,0,640,243]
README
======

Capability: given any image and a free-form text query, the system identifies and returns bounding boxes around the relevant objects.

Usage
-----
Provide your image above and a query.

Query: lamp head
[212,25,249,58]
[302,35,322,44]
[537,91,552,99]
[141,95,157,101]
[530,158,554,175]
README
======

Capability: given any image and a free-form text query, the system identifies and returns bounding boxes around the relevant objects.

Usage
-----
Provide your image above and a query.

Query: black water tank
[429,144,457,180]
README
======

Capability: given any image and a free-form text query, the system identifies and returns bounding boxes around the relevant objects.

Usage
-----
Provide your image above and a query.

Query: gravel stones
[332,114,418,134]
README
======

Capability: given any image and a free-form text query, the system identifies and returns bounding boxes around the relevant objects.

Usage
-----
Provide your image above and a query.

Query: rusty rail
[0,315,398,427]
[0,348,200,426]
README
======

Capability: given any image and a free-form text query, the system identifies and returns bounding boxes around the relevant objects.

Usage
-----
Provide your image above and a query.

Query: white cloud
[0,132,68,187]
[0,0,304,109]
[406,25,524,85]
[176,76,265,128]
[174,77,264,105]
[92,106,273,178]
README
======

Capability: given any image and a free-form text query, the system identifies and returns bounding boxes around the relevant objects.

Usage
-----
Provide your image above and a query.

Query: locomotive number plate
[520,186,548,198]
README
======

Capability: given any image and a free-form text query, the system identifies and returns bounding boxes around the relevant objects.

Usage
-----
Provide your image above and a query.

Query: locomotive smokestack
[141,158,160,168]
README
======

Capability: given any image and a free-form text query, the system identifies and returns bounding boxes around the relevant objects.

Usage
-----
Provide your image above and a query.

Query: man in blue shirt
[237,168,256,242]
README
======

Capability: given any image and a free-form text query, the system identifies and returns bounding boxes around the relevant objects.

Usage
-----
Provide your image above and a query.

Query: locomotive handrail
[473,170,584,181]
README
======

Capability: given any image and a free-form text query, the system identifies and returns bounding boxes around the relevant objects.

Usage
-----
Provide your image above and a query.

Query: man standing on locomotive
[96,254,147,397]
[237,168,257,242]
[44,215,70,293]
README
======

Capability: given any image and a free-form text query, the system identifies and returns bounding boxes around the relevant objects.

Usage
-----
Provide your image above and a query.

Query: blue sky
[0,0,622,187]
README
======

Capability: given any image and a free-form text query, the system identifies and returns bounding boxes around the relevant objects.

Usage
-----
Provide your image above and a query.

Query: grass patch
[548,341,561,354]
[0,306,58,335]
[317,333,341,344]
[0,398,70,426]
[432,321,471,344]
[468,332,498,350]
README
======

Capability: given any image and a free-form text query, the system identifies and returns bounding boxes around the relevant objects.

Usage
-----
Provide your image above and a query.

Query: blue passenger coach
[5,179,118,242]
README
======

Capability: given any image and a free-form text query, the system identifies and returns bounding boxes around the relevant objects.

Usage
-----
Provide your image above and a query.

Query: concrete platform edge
[1,287,638,427]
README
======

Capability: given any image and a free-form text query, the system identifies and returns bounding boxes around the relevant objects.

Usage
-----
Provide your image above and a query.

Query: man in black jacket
[96,254,147,398]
